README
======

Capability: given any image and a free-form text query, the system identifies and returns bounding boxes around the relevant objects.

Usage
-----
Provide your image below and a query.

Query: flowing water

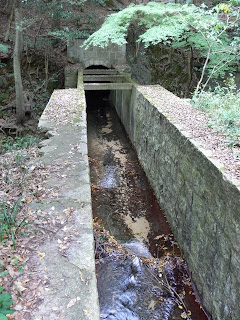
[86,90,209,320]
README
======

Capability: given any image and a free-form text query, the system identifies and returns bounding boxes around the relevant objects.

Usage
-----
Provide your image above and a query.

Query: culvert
[38,63,240,320]
[84,68,209,320]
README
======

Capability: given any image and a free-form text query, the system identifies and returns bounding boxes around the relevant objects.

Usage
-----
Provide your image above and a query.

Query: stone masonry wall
[67,39,126,68]
[111,85,240,320]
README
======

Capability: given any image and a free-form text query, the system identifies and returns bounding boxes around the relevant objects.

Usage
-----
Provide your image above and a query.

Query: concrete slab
[83,69,118,75]
[84,83,133,90]
[83,75,125,82]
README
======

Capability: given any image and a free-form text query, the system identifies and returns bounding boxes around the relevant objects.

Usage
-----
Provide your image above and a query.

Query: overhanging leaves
[83,2,240,80]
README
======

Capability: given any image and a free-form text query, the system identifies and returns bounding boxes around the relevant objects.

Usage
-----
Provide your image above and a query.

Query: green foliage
[0,197,27,249]
[1,135,41,154]
[0,286,14,320]
[0,257,25,278]
[0,45,8,68]
[229,0,240,5]
[0,44,8,54]
[89,0,108,5]
[11,257,25,274]
[192,77,240,146]
[48,29,91,42]
[0,63,7,69]
[83,2,240,80]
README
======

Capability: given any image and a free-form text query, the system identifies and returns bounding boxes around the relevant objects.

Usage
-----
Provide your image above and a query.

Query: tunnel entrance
[84,65,111,113]
[85,86,209,320]
[82,66,132,91]
[85,65,109,69]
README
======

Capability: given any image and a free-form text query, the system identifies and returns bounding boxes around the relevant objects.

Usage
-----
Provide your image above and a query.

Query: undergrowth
[0,197,28,250]
[1,135,41,154]
[192,77,240,147]
[0,286,14,320]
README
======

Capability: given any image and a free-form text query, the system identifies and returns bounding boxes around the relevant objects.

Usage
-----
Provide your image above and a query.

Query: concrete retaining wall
[68,39,126,68]
[110,85,240,320]
[37,82,100,319]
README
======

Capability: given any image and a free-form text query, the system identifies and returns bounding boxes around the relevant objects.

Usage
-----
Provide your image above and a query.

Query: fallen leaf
[52,307,58,311]
[14,304,23,311]
[67,297,80,308]
[154,234,165,240]
[14,281,26,293]
[37,252,46,260]
[181,312,188,319]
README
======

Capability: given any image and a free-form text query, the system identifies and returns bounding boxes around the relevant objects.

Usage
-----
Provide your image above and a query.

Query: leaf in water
[181,312,188,319]
[154,234,165,240]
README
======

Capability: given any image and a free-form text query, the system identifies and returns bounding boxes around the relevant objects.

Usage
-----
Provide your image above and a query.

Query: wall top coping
[39,88,85,129]
[136,85,240,188]
[37,85,100,320]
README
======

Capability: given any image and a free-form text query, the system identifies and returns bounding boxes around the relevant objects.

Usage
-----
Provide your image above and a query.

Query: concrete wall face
[111,86,240,320]
[68,39,126,68]
[64,65,78,88]
[37,85,100,320]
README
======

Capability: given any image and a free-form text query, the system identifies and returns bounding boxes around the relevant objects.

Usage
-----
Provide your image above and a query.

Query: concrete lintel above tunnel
[67,39,126,68]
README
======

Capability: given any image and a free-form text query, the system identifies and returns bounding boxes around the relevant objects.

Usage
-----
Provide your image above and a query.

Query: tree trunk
[13,0,25,124]
[4,0,16,42]
[185,46,193,97]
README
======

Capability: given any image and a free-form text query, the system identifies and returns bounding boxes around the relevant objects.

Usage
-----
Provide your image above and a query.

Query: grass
[0,197,29,249]
[192,77,240,147]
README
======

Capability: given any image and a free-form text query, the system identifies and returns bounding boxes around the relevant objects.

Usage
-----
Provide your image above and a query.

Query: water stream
[86,90,209,320]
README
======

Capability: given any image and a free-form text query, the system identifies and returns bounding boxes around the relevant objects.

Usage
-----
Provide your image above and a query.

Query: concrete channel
[86,83,209,320]
[37,63,240,320]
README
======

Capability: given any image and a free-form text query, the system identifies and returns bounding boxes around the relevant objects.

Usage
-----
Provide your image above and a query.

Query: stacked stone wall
[111,84,240,320]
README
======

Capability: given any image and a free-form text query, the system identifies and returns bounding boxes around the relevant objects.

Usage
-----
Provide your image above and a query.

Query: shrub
[192,77,240,147]
[1,135,41,154]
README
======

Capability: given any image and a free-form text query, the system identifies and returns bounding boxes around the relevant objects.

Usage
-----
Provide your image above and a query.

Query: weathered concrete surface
[68,39,126,68]
[33,88,100,320]
[84,83,133,90]
[111,84,240,320]
[65,65,79,89]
